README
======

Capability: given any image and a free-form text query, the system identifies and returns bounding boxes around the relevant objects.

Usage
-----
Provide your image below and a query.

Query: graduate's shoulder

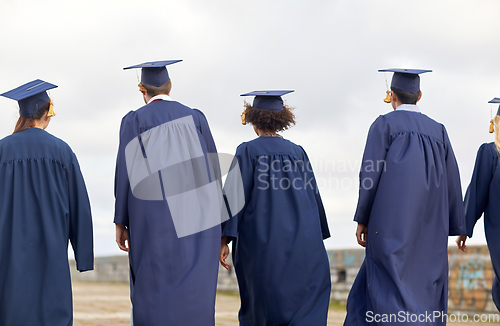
[0,129,77,165]
[36,130,78,160]
[236,137,304,157]
[378,110,446,141]
[477,142,497,158]
[122,100,206,130]
[134,100,194,114]
[0,128,72,151]
[381,109,441,125]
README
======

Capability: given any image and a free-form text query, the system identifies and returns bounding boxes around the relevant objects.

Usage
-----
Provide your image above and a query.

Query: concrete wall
[327,249,365,303]
[70,255,129,282]
[70,246,498,313]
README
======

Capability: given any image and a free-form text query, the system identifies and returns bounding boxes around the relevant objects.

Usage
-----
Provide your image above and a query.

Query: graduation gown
[0,128,93,326]
[344,109,465,326]
[222,137,331,326]
[114,98,221,326]
[464,142,500,311]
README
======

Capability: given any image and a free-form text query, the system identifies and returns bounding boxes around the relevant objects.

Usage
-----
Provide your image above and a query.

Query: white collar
[147,94,172,104]
[396,104,420,113]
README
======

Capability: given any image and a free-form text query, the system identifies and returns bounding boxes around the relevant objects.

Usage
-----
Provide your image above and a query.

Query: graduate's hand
[356,223,368,247]
[456,235,467,252]
[220,236,230,271]
[115,223,130,252]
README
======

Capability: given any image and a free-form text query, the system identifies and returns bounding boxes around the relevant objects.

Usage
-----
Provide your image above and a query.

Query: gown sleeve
[193,108,223,188]
[221,143,254,243]
[193,109,218,154]
[464,143,494,237]
[353,115,391,225]
[443,127,466,236]
[67,152,94,272]
[299,146,330,239]
[114,114,132,227]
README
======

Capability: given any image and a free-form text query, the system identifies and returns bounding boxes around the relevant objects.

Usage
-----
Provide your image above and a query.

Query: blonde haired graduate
[457,97,500,312]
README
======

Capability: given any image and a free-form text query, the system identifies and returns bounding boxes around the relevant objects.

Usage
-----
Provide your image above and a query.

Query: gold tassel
[47,100,56,117]
[489,119,494,133]
[241,111,247,125]
[384,90,392,103]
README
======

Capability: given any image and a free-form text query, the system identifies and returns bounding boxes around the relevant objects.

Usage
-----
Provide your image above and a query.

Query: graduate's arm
[353,116,390,226]
[220,236,230,270]
[456,235,467,252]
[356,223,368,248]
[300,146,330,239]
[443,127,466,237]
[193,108,225,207]
[193,109,217,154]
[463,143,493,237]
[220,145,254,269]
[221,144,254,245]
[68,153,94,272]
[114,115,132,228]
[116,223,129,252]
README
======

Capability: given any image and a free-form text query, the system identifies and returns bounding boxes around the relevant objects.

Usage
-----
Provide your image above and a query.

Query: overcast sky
[1,0,500,257]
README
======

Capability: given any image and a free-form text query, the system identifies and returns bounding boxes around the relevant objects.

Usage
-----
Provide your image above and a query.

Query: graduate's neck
[391,91,422,110]
[254,126,277,137]
[32,114,50,130]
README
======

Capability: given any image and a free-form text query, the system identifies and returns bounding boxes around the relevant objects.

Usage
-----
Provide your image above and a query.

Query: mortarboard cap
[240,90,294,112]
[123,60,182,87]
[379,68,432,93]
[489,98,500,116]
[1,79,57,118]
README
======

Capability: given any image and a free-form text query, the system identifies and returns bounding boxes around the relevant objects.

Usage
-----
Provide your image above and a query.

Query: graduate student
[220,91,331,326]
[456,98,500,311]
[344,69,466,326]
[114,60,222,325]
[0,80,94,326]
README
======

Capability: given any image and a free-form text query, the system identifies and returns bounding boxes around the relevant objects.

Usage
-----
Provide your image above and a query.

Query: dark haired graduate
[456,98,500,312]
[220,91,331,326]
[0,80,93,326]
[344,69,465,326]
[114,61,222,325]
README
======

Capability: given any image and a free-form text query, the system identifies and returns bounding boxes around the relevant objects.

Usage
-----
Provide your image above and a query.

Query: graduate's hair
[243,102,295,132]
[494,115,500,154]
[391,87,421,105]
[12,99,50,134]
[140,80,172,97]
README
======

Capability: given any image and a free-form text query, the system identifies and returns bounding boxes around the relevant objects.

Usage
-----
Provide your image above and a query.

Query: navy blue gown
[114,99,221,326]
[0,128,93,326]
[464,142,500,311]
[344,110,465,326]
[222,136,331,326]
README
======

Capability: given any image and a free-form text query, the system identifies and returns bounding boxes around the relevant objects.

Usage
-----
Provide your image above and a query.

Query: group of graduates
[0,61,498,326]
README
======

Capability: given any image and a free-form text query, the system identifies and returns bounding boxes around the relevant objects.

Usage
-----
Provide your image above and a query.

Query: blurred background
[1,0,499,257]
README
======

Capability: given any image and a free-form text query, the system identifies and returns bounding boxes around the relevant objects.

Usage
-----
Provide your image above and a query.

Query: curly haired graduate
[220,90,331,326]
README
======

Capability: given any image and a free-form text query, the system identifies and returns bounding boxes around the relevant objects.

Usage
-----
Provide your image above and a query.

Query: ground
[72,281,345,326]
[72,281,499,325]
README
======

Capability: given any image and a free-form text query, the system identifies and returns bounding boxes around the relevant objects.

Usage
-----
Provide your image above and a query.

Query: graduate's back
[347,108,465,325]
[0,128,93,326]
